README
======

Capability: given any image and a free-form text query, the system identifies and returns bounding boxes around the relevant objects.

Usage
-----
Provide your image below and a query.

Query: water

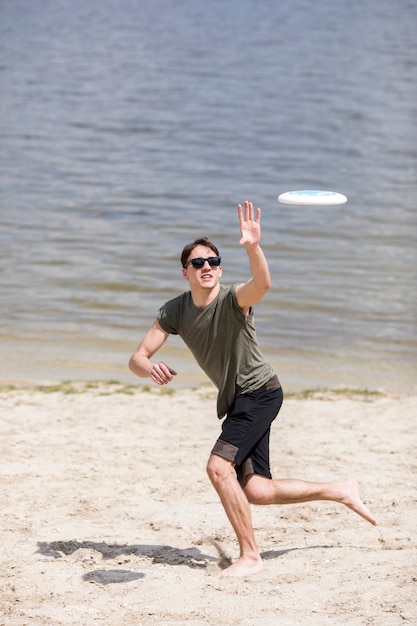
[1,0,416,392]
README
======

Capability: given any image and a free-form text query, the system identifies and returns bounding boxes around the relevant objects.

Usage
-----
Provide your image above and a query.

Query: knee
[206,454,233,486]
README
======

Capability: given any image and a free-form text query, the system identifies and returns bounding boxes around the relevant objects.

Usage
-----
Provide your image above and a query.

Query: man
[129,201,377,578]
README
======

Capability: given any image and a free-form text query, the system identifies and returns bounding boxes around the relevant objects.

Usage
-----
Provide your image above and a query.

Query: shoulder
[217,284,248,319]
[218,283,236,299]
[157,291,191,333]
[213,284,235,307]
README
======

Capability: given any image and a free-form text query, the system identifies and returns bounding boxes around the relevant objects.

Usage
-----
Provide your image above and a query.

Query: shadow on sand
[37,539,217,570]
[37,539,338,574]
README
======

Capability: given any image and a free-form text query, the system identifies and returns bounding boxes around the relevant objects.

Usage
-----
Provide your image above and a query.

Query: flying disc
[278,190,348,206]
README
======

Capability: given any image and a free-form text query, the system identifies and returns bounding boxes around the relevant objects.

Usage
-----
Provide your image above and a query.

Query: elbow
[261,274,271,293]
[260,265,272,292]
[129,352,150,379]
[253,279,270,305]
[128,355,137,374]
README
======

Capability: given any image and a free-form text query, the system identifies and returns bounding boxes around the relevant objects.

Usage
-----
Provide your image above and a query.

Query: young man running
[129,201,377,578]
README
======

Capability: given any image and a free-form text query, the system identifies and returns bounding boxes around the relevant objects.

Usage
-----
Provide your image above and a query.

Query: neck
[190,283,220,308]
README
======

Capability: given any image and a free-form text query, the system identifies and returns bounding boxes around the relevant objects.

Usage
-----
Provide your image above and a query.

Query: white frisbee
[278,190,348,206]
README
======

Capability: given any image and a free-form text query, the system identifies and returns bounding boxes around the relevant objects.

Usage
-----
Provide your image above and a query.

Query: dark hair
[181,237,220,268]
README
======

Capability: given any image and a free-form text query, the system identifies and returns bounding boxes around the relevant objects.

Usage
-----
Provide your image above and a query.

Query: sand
[0,381,416,625]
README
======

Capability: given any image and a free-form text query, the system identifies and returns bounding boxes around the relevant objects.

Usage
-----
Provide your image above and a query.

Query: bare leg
[206,454,264,577]
[244,475,378,526]
[206,455,377,578]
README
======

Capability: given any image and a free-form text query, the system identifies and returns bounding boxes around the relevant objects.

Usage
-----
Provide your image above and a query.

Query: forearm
[128,353,153,379]
[246,243,271,291]
[237,201,271,301]
[129,323,177,386]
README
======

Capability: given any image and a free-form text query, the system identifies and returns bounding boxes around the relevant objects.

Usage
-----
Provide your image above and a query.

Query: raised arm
[235,201,271,313]
[128,318,177,386]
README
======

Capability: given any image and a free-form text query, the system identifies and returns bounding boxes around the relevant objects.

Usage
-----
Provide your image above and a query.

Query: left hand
[238,201,261,248]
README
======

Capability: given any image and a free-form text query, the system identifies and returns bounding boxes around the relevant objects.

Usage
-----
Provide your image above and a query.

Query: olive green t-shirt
[156,284,274,418]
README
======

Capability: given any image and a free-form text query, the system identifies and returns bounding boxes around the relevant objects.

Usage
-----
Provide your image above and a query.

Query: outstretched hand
[238,201,261,248]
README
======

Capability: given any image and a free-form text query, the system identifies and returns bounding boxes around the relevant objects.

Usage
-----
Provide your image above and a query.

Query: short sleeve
[156,298,181,335]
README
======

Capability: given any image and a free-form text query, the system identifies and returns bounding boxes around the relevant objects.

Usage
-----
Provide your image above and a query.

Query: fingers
[237,203,243,224]
[150,361,177,385]
[238,201,262,247]
[237,201,261,223]
[242,200,254,222]
[238,201,253,217]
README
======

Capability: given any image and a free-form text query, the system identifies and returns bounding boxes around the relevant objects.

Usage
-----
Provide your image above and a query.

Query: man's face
[182,245,222,290]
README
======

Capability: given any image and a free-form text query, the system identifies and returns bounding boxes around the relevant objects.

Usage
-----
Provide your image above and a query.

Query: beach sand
[1,381,416,625]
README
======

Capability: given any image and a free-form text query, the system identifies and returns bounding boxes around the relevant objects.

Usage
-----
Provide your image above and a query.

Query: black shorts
[211,375,283,486]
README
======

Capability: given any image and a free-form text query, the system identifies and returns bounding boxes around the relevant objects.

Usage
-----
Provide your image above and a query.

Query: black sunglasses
[185,256,221,269]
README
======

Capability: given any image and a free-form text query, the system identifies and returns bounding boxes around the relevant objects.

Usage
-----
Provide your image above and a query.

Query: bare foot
[339,478,378,525]
[218,554,264,578]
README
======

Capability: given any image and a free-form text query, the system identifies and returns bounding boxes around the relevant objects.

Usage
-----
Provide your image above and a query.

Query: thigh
[211,383,283,470]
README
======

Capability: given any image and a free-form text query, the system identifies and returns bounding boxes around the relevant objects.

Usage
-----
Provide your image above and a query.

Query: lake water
[1,0,416,392]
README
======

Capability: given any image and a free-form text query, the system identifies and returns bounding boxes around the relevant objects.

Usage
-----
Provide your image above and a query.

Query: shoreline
[1,338,416,397]
[0,377,412,400]
[2,321,416,396]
